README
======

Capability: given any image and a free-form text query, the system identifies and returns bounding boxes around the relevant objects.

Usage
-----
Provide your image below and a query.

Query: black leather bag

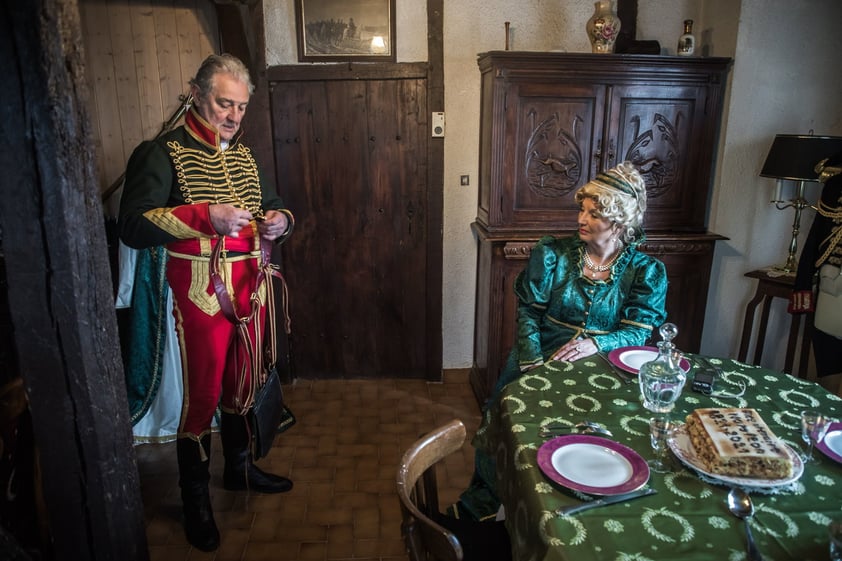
[250,367,296,460]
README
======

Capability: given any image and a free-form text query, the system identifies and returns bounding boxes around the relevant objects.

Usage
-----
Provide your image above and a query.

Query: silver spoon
[727,488,763,561]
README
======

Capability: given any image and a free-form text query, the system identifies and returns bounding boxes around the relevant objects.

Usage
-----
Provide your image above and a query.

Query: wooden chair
[396,419,467,561]
[396,419,513,561]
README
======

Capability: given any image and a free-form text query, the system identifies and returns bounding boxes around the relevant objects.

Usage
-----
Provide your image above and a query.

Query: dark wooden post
[427,0,444,377]
[0,1,148,559]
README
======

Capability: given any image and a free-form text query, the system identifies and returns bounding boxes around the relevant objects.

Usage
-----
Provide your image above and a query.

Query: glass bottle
[639,323,687,413]
[677,19,695,56]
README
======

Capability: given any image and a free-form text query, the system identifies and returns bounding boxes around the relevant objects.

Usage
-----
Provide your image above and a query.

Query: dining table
[473,352,842,561]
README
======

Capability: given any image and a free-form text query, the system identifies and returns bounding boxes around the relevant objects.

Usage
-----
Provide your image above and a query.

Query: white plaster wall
[702,0,842,369]
[263,0,842,372]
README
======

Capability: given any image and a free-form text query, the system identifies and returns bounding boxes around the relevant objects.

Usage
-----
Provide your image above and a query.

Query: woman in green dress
[459,161,669,521]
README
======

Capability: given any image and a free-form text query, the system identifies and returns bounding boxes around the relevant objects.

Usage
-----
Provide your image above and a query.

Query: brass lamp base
[772,180,811,275]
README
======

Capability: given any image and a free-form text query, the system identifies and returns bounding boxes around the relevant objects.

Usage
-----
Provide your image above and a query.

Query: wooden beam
[0,1,147,559]
[215,1,277,204]
[426,0,444,378]
[215,2,257,76]
[267,62,430,82]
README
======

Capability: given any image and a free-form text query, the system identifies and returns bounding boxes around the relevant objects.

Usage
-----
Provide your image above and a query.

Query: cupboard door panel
[505,82,605,230]
[610,84,708,231]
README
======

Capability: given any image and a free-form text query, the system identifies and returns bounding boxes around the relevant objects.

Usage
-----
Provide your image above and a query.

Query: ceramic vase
[586,0,621,54]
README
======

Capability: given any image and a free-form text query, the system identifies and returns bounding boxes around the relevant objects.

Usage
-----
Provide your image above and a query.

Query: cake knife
[555,488,657,516]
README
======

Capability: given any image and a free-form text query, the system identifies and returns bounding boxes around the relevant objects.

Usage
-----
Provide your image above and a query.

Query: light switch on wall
[432,112,445,137]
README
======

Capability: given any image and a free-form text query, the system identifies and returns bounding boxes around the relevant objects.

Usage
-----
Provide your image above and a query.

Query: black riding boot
[220,412,293,493]
[176,436,219,551]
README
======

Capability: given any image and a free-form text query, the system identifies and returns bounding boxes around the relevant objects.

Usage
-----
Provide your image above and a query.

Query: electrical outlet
[432,112,445,137]
[460,175,470,186]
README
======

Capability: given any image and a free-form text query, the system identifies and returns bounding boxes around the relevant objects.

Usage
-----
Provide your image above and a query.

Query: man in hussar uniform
[119,53,294,551]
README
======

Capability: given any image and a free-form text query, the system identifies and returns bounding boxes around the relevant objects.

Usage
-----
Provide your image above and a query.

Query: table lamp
[759,134,842,272]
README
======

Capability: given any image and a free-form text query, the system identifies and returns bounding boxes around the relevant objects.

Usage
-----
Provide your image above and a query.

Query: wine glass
[648,416,674,473]
[800,410,830,463]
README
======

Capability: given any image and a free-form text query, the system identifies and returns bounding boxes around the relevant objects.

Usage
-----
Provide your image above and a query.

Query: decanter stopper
[659,322,678,349]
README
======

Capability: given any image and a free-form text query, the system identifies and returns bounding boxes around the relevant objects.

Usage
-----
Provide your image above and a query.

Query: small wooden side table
[738,268,812,377]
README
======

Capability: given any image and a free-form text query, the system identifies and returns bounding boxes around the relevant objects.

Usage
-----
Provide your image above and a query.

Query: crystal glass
[800,409,830,463]
[648,415,673,473]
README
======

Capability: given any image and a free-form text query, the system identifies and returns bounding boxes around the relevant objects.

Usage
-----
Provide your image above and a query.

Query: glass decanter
[639,323,686,473]
[639,323,686,414]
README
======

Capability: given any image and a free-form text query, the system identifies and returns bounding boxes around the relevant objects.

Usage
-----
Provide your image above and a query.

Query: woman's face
[578,197,616,245]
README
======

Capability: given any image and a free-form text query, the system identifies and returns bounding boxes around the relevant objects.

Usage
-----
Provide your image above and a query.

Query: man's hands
[256,210,290,241]
[209,204,253,238]
[209,205,289,240]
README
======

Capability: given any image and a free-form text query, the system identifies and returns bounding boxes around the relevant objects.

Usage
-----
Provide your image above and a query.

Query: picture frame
[294,0,396,62]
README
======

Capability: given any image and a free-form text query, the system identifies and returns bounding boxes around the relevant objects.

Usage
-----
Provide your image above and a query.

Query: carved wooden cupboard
[471,52,732,403]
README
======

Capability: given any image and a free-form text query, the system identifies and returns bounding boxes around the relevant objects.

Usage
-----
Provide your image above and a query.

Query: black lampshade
[760,134,842,182]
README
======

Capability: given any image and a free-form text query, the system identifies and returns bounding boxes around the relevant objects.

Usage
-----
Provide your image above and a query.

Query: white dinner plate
[537,434,650,495]
[608,346,691,375]
[817,423,842,464]
[667,424,803,488]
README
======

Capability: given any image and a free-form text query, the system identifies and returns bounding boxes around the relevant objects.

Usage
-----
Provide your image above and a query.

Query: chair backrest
[396,419,466,561]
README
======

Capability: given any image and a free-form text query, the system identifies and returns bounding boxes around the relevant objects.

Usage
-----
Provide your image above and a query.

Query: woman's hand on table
[551,338,597,362]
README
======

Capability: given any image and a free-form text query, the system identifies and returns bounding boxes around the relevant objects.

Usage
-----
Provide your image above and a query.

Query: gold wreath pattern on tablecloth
[478,355,842,561]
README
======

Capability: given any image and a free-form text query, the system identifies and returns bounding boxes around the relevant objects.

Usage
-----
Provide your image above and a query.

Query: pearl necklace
[583,248,620,278]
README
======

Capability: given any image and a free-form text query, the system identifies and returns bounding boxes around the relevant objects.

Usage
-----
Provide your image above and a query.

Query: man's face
[193,72,250,141]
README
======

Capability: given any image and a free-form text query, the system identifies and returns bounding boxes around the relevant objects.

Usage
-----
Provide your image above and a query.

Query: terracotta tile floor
[136,371,482,561]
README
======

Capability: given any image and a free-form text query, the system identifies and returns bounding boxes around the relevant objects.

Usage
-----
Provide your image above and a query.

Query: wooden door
[270,70,435,379]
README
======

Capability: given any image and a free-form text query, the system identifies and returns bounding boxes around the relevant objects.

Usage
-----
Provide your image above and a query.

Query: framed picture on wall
[294,0,396,62]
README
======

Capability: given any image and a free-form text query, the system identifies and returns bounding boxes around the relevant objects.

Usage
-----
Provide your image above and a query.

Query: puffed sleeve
[590,255,668,351]
[512,237,560,370]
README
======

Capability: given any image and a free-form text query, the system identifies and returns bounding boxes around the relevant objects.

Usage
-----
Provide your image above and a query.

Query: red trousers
[166,252,266,440]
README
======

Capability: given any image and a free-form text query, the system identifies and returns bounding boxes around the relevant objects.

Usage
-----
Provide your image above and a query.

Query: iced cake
[684,407,793,479]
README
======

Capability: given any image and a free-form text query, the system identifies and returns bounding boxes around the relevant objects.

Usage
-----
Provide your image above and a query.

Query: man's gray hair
[190,53,254,97]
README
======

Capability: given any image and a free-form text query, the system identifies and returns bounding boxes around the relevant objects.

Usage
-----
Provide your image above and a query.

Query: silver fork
[539,421,613,438]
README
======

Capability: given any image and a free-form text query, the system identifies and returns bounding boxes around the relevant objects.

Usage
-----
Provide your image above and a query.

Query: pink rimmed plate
[537,434,650,496]
[817,422,842,464]
[608,346,692,375]
[667,424,804,488]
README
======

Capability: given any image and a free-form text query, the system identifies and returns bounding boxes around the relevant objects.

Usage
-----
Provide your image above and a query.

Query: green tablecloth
[475,355,842,561]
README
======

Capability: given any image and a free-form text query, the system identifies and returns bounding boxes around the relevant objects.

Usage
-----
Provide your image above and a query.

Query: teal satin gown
[457,233,669,521]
